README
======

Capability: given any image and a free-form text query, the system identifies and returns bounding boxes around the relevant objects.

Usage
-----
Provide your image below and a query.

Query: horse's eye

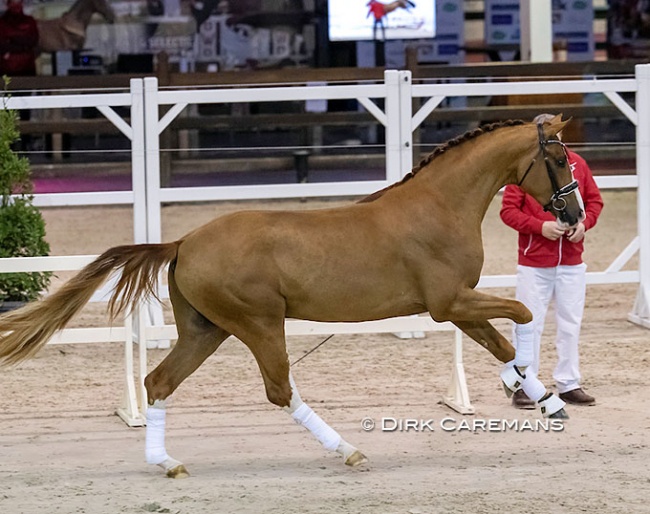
[557,159,566,167]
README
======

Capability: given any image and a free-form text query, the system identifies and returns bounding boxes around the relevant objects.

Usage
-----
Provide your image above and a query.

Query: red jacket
[0,9,39,77]
[500,150,604,268]
[367,1,387,21]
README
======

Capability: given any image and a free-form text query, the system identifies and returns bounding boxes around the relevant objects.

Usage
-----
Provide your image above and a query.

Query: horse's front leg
[452,320,514,363]
[437,288,532,325]
[440,290,567,419]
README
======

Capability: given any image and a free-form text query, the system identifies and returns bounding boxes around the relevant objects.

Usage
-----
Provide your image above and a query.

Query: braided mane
[358,119,526,203]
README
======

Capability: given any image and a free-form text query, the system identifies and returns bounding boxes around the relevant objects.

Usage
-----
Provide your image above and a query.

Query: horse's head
[516,114,584,228]
[92,0,116,23]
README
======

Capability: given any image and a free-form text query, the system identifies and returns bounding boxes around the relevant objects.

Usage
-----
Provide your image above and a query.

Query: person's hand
[541,221,565,240]
[566,222,586,243]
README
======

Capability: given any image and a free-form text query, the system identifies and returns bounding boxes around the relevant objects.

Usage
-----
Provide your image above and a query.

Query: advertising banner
[485,0,594,61]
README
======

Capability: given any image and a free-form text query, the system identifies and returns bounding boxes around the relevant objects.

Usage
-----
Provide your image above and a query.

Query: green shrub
[0,77,51,304]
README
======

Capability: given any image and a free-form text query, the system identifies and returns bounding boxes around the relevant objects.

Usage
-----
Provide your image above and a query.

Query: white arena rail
[0,255,146,425]
[1,80,150,425]
[2,66,649,425]
[139,68,649,329]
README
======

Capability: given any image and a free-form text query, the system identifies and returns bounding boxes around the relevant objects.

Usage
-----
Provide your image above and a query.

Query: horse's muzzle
[557,207,585,229]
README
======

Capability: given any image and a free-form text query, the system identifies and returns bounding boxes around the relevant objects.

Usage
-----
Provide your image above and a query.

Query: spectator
[0,0,39,77]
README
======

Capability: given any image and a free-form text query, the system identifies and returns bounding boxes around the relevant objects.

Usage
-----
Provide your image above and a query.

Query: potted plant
[0,77,51,311]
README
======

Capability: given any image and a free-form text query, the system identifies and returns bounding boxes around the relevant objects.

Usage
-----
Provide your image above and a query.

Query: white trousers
[513,263,587,394]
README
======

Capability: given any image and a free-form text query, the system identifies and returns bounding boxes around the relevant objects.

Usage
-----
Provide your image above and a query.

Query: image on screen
[328,0,436,41]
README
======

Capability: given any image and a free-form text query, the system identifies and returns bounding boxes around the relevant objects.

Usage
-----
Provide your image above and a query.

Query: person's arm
[500,185,545,235]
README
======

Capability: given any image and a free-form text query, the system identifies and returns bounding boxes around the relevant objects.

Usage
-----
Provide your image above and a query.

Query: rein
[518,123,579,213]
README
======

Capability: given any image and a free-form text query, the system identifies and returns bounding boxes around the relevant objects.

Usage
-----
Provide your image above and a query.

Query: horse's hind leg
[453,318,568,419]
[144,269,230,478]
[284,371,367,466]
[237,318,367,466]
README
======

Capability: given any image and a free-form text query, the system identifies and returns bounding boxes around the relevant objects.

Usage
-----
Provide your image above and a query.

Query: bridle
[518,123,579,212]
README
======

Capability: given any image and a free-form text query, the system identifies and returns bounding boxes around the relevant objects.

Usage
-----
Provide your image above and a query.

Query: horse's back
[175,207,389,277]
[171,207,425,323]
[36,19,84,52]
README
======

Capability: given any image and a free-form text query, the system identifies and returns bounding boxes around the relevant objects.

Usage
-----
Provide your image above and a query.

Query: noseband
[518,123,579,212]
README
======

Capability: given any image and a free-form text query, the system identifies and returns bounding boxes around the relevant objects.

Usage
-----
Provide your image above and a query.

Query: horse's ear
[545,116,571,138]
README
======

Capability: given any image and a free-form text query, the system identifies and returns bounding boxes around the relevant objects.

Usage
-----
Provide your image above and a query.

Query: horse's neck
[59,12,86,38]
[66,0,95,27]
[418,134,522,220]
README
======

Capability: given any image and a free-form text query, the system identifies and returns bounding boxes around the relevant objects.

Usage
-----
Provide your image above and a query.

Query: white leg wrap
[145,402,171,465]
[500,360,525,393]
[520,370,547,402]
[514,322,535,368]
[335,440,358,461]
[538,393,566,418]
[145,399,184,473]
[290,403,342,452]
[285,372,346,454]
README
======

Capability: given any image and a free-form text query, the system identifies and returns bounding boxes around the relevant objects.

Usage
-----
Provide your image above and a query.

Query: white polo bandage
[520,369,546,402]
[290,403,342,452]
[514,322,535,368]
[145,403,170,465]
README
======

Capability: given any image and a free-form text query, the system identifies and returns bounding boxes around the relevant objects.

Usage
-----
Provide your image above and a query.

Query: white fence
[2,66,649,425]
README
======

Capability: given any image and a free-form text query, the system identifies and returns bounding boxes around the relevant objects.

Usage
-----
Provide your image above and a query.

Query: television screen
[328,0,436,42]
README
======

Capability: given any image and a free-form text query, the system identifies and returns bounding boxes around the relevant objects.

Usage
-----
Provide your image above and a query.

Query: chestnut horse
[36,0,115,53]
[0,116,583,478]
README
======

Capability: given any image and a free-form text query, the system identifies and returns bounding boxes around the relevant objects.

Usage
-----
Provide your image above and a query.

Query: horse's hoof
[500,366,525,398]
[166,464,190,479]
[502,381,514,398]
[549,408,569,420]
[345,450,368,467]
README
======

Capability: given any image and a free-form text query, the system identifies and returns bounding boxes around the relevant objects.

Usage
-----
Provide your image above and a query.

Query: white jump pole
[143,76,169,349]
[630,64,650,328]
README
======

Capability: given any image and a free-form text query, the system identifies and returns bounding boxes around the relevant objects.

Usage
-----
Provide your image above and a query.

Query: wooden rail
[7,59,642,172]
[17,104,626,136]
[6,59,643,91]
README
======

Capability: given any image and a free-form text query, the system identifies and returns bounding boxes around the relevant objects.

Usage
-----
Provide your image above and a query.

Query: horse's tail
[0,242,181,367]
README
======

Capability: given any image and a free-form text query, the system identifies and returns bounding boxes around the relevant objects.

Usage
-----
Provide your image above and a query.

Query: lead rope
[291,334,335,367]
[242,333,336,394]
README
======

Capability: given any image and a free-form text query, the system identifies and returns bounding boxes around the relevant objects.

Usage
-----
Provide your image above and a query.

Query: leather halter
[518,123,579,212]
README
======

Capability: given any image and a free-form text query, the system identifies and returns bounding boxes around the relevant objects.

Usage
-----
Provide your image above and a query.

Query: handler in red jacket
[500,114,604,409]
[0,0,39,77]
